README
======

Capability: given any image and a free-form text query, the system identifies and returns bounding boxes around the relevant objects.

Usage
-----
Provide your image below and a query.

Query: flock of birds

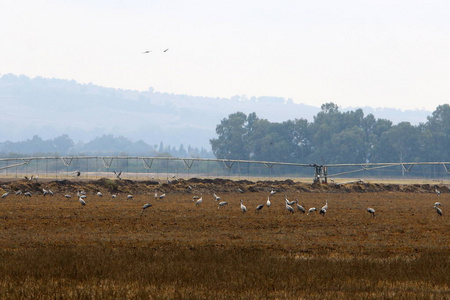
[235,193,330,217]
[143,48,169,54]
[1,186,445,218]
[177,187,444,218]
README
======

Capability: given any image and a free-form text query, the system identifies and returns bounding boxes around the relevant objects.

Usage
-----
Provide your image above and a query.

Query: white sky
[1,0,449,111]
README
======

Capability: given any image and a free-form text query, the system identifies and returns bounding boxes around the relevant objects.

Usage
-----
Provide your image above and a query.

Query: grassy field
[0,186,449,299]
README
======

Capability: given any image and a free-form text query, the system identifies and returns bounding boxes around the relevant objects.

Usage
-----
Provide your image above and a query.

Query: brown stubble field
[0,180,449,299]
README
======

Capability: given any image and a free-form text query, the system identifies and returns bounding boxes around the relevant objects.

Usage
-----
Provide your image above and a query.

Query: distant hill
[0,74,431,149]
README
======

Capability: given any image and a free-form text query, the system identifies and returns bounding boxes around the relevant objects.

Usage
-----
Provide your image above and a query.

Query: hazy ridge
[1,74,431,149]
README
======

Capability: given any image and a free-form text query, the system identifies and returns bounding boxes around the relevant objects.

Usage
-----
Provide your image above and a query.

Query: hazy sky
[2,0,449,110]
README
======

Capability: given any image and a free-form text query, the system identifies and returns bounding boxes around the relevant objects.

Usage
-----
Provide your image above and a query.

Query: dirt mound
[0,178,448,195]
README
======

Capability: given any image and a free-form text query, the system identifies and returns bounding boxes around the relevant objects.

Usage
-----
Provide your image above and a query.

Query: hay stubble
[0,186,449,299]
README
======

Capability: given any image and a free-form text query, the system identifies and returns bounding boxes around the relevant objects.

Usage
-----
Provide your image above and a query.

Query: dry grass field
[0,178,449,299]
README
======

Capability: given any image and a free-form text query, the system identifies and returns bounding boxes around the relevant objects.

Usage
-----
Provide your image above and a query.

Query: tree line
[0,134,213,158]
[210,103,450,165]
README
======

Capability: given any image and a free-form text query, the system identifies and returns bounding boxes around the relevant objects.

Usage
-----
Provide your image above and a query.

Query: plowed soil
[0,178,448,256]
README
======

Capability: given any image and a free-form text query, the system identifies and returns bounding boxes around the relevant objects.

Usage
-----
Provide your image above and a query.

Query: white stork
[240,200,247,213]
[195,196,203,206]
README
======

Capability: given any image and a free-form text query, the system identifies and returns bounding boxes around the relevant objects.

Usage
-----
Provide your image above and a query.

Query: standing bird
[97,191,103,197]
[24,192,32,197]
[79,197,86,206]
[111,194,117,199]
[256,204,264,213]
[42,188,49,196]
[64,194,71,199]
[159,193,166,199]
[15,190,23,195]
[285,195,296,206]
[434,205,443,216]
[218,201,228,209]
[270,189,277,195]
[127,194,133,200]
[285,202,295,214]
[319,200,328,216]
[154,190,158,199]
[195,195,203,206]
[1,192,9,199]
[75,170,81,177]
[435,188,441,196]
[307,207,317,215]
[321,200,328,211]
[141,203,152,215]
[367,207,376,218]
[295,200,305,213]
[435,202,441,207]
[213,193,221,201]
[240,200,247,213]
[266,196,271,208]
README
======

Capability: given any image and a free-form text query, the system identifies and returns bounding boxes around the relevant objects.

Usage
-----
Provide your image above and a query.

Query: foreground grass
[0,190,449,299]
[0,246,449,299]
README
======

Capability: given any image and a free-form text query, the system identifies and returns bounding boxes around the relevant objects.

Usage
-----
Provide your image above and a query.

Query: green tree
[374,122,420,163]
[210,112,249,159]
[425,104,450,161]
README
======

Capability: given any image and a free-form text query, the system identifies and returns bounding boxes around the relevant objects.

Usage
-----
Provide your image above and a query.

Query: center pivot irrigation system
[0,156,449,182]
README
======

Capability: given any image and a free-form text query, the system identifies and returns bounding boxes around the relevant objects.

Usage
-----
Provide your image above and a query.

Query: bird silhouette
[114,171,122,180]
[256,204,264,213]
